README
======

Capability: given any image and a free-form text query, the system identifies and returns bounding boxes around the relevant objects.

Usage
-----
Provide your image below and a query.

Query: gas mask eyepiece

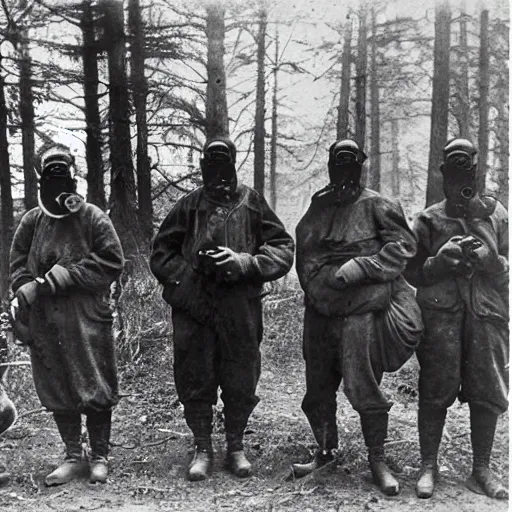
[441,138,478,215]
[37,145,83,218]
[200,139,238,200]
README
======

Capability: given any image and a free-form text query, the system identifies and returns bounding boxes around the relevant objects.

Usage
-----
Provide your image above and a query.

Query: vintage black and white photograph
[0,0,508,510]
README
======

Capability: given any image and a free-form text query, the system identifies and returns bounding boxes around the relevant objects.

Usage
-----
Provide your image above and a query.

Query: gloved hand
[209,246,256,283]
[436,236,464,268]
[334,259,366,288]
[464,241,503,272]
[15,281,39,310]
[425,236,474,278]
[44,264,73,294]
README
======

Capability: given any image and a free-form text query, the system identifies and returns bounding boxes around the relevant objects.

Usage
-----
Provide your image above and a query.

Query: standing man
[293,139,423,496]
[150,138,294,481]
[404,138,508,500]
[10,144,124,486]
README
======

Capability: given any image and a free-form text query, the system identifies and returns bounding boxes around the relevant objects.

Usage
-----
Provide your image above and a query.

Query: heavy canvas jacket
[9,204,124,411]
[404,195,509,324]
[296,188,418,318]
[150,185,294,323]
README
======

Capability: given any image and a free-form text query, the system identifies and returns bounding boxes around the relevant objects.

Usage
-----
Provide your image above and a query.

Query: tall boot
[45,412,83,486]
[292,420,337,478]
[86,410,112,484]
[360,412,399,496]
[184,403,213,481]
[225,430,252,478]
[465,403,508,500]
[224,409,252,478]
[416,406,446,499]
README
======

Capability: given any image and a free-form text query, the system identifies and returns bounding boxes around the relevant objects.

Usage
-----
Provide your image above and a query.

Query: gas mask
[37,146,83,218]
[200,140,238,201]
[315,139,367,205]
[441,139,478,217]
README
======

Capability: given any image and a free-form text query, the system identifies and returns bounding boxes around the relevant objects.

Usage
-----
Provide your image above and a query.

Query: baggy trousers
[417,307,509,415]
[172,295,263,441]
[301,306,392,450]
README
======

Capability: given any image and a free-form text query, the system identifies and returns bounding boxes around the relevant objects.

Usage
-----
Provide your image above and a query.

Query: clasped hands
[435,235,494,276]
[14,264,70,313]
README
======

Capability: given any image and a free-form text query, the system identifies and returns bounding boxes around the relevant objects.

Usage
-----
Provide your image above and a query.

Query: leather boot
[360,412,399,496]
[188,445,213,481]
[292,449,335,478]
[415,406,446,499]
[225,432,252,478]
[465,404,508,500]
[184,403,214,481]
[0,386,17,435]
[226,450,252,478]
[416,462,437,499]
[86,410,111,484]
[368,447,399,496]
[46,412,83,486]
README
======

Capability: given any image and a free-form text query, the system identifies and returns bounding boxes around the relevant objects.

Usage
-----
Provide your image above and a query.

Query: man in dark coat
[150,138,294,481]
[404,138,508,500]
[293,139,423,495]
[10,144,124,486]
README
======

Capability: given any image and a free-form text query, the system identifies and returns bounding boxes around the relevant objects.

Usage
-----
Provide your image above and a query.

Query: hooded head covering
[200,138,238,201]
[328,139,367,186]
[440,138,478,217]
[37,144,83,218]
[311,139,367,206]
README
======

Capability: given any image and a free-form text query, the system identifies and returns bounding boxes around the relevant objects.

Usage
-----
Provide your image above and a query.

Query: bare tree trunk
[19,0,37,211]
[478,9,489,191]
[81,0,106,210]
[253,7,267,196]
[456,0,470,138]
[205,3,229,140]
[0,54,13,300]
[426,2,451,207]
[188,144,194,173]
[391,119,400,197]
[129,0,152,249]
[354,5,367,149]
[101,0,142,266]
[269,25,278,211]
[368,7,380,192]
[337,13,352,140]
[495,74,508,205]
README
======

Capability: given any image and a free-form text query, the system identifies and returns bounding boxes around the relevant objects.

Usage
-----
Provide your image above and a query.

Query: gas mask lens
[206,150,231,166]
[335,152,357,166]
[447,153,472,170]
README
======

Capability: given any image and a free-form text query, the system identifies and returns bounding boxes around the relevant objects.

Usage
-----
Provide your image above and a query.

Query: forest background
[0,0,508,510]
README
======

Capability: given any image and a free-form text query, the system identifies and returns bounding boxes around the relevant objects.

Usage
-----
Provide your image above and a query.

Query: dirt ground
[0,292,508,512]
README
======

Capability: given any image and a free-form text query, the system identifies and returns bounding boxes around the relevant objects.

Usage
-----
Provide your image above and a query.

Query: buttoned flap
[416,281,462,311]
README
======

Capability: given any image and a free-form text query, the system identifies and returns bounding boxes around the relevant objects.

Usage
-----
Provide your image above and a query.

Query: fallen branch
[0,361,31,367]
[384,439,417,448]
[111,432,186,450]
[17,408,47,420]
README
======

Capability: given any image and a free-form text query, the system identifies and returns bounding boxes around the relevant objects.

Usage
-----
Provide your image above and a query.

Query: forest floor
[0,290,508,512]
